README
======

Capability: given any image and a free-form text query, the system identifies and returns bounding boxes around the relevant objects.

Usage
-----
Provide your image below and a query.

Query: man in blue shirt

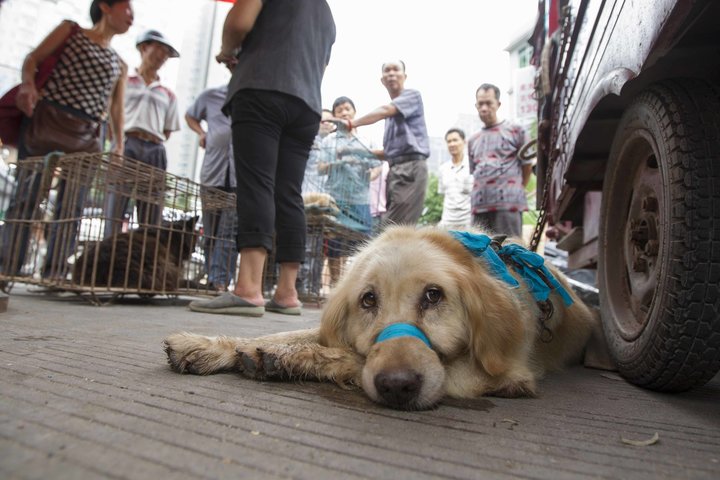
[336,60,430,226]
[186,84,238,291]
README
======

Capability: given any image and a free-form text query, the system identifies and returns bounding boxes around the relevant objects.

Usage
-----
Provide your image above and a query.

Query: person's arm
[517,126,532,187]
[163,92,181,141]
[109,61,128,156]
[185,113,206,148]
[521,163,534,187]
[316,136,334,174]
[216,0,263,66]
[335,103,398,131]
[16,20,74,116]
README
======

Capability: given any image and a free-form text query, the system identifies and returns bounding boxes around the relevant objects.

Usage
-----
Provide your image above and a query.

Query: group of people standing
[437,83,532,238]
[1,0,532,319]
[0,0,184,280]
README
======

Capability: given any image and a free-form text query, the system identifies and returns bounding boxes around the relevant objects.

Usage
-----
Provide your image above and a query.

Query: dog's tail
[164,332,241,374]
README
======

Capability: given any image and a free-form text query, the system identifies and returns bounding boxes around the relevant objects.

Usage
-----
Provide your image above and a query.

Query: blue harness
[448,231,574,307]
[373,231,573,349]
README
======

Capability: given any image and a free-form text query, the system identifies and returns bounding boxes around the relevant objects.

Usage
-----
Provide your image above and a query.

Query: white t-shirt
[438,158,473,227]
[124,72,180,140]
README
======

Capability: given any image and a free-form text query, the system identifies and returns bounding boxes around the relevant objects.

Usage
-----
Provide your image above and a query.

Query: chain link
[530,7,574,252]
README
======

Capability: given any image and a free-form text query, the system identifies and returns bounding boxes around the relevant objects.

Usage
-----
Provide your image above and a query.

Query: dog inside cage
[0,153,234,299]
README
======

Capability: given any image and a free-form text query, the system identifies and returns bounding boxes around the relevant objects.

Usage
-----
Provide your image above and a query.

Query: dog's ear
[318,286,350,348]
[462,262,526,377]
[186,216,199,230]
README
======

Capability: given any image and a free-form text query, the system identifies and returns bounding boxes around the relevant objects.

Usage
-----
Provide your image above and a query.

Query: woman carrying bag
[0,0,133,279]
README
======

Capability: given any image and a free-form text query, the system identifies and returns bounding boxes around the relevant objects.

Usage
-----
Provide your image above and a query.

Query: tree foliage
[419,173,443,225]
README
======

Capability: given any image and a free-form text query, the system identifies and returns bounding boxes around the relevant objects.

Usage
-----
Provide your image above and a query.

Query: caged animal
[164,226,597,410]
[73,216,198,291]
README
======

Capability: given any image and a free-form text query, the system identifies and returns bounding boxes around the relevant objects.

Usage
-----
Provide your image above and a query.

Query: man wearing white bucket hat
[105,29,181,235]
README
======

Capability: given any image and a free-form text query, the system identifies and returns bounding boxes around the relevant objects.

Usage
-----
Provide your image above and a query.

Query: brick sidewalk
[1,285,718,479]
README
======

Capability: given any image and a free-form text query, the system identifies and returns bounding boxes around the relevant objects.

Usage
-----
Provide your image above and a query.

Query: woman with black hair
[0,0,134,278]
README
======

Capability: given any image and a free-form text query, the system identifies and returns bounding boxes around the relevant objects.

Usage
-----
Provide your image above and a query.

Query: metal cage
[0,153,236,302]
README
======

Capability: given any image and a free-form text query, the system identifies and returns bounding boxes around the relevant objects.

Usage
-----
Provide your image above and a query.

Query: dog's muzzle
[375,323,432,349]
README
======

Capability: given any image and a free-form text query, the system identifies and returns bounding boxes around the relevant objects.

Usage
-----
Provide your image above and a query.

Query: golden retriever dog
[165,226,596,410]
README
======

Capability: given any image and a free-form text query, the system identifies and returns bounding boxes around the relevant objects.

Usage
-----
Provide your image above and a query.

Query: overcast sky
[4,0,537,142]
[321,0,538,142]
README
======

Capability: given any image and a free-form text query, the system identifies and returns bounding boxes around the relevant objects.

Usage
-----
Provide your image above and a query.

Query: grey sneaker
[189,292,265,317]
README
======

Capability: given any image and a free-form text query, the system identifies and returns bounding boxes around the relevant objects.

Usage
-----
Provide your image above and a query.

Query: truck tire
[598,78,720,391]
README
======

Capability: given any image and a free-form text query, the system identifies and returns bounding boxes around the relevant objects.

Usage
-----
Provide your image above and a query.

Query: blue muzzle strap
[449,230,574,307]
[376,323,432,349]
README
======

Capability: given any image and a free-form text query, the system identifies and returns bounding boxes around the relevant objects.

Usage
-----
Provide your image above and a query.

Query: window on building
[517,45,533,68]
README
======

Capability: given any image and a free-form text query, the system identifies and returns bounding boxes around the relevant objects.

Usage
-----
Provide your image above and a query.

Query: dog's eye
[360,291,377,309]
[423,287,444,307]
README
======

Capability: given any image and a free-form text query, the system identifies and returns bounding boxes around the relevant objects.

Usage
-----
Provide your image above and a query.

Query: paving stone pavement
[1,285,718,479]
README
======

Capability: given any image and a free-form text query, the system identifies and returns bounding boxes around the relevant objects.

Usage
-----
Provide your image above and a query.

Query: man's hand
[328,118,351,132]
[198,132,207,149]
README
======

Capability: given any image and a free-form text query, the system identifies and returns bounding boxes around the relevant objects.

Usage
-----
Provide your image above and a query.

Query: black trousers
[230,89,319,263]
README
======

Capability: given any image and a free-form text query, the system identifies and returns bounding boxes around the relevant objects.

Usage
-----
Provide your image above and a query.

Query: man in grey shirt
[186,84,238,291]
[335,60,430,226]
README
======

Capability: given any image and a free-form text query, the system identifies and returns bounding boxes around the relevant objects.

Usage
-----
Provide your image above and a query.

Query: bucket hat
[136,29,180,58]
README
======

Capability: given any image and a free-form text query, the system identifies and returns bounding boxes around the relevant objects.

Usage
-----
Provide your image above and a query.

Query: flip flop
[265,298,302,316]
[189,292,265,317]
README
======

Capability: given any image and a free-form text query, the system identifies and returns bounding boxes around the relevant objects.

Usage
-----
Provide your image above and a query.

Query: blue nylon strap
[449,231,519,288]
[449,230,574,307]
[497,243,574,306]
[375,323,432,349]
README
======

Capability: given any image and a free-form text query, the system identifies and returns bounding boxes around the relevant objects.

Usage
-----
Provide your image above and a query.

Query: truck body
[533,0,720,390]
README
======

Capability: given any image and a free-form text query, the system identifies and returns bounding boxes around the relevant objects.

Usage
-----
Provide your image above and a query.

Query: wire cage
[277,129,383,305]
[0,152,237,302]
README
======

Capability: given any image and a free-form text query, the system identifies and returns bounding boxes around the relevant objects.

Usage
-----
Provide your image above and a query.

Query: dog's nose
[374,369,423,408]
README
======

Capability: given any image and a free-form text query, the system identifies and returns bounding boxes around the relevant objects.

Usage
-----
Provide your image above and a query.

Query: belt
[390,153,427,166]
[126,130,164,144]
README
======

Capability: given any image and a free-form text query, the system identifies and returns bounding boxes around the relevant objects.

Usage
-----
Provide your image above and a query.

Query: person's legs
[233,247,267,305]
[229,90,285,305]
[200,187,221,287]
[136,142,166,226]
[473,211,522,237]
[472,212,494,232]
[0,170,42,275]
[384,160,428,226]
[493,210,523,238]
[42,179,87,279]
[210,206,238,289]
[105,137,142,238]
[272,97,318,307]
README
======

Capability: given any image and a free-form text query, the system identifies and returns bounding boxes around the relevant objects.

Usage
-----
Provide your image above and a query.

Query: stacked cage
[281,129,381,304]
[0,153,236,302]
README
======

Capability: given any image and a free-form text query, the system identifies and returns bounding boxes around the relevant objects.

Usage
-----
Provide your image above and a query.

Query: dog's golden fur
[165,226,596,410]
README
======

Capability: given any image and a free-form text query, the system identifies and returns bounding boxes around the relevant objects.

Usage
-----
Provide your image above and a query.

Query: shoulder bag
[0,22,79,148]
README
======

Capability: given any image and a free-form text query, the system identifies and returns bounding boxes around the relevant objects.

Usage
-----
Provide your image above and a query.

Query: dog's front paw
[486,378,538,398]
[164,332,239,375]
[235,345,288,380]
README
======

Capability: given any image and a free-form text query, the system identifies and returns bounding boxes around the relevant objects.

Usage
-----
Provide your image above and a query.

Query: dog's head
[162,215,199,261]
[318,226,528,410]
